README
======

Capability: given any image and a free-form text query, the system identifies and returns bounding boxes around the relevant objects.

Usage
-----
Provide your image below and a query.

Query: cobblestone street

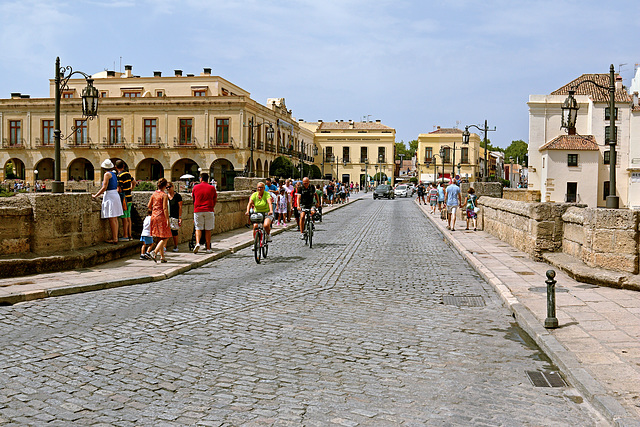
[0,197,606,426]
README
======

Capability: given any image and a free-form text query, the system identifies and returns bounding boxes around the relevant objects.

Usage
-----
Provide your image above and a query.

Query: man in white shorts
[192,172,218,253]
[445,178,462,231]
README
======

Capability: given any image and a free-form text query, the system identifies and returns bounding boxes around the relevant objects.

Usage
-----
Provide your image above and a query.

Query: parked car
[373,184,395,199]
[395,184,409,197]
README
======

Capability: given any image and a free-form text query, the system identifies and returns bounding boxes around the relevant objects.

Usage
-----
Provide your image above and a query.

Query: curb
[416,201,638,427]
[0,198,360,307]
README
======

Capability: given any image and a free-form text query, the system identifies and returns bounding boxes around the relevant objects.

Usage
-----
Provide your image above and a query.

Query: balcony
[2,138,26,149]
[138,137,162,149]
[67,138,92,148]
[266,143,275,152]
[174,137,198,148]
[35,138,54,148]
[208,137,233,148]
[102,137,126,148]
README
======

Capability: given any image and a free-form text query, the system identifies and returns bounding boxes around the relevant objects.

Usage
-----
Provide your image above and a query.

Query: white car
[395,184,409,197]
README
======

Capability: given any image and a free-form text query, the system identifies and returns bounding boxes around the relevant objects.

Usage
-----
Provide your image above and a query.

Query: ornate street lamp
[463,121,496,182]
[244,120,273,177]
[560,64,618,208]
[364,159,369,192]
[439,147,445,182]
[53,57,100,193]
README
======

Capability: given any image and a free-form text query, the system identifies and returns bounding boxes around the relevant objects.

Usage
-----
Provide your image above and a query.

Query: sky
[1,0,639,149]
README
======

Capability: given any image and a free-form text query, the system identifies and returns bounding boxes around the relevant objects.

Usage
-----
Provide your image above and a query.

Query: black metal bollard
[544,270,559,329]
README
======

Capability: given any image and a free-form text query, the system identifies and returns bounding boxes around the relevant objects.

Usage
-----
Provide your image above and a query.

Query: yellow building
[300,119,396,185]
[416,127,481,182]
[0,65,318,190]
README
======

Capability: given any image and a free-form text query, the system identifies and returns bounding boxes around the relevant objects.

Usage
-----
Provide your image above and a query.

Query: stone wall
[0,190,252,256]
[563,207,639,274]
[460,182,503,199]
[503,189,542,202]
[479,197,581,260]
[234,177,327,191]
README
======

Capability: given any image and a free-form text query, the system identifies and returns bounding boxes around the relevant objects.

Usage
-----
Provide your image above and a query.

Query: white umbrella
[180,174,195,179]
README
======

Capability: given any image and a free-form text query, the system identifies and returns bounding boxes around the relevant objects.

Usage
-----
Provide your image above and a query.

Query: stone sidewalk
[417,201,640,426]
[0,196,360,306]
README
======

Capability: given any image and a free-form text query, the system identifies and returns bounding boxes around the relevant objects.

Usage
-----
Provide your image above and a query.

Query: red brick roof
[551,74,630,103]
[539,135,599,151]
[428,128,463,134]
[318,121,393,130]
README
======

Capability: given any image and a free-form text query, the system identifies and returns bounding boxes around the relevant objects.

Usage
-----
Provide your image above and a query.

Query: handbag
[169,217,180,230]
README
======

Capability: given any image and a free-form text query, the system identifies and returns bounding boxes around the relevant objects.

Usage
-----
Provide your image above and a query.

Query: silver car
[395,184,409,197]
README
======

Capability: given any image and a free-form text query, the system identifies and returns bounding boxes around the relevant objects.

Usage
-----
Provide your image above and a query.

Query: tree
[395,139,418,160]
[269,156,295,178]
[479,138,503,153]
[504,140,528,165]
[309,164,322,179]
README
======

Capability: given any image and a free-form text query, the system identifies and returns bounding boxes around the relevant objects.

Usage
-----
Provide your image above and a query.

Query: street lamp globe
[81,79,99,118]
[561,89,579,134]
[266,124,275,142]
[462,127,470,144]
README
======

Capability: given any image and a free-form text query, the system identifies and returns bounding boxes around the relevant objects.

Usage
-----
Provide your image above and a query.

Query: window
[360,147,368,163]
[179,119,193,145]
[326,147,333,162]
[144,119,157,144]
[604,150,610,165]
[461,147,469,164]
[42,120,54,145]
[603,181,610,201]
[62,92,74,98]
[343,147,350,163]
[378,147,386,163]
[100,91,108,98]
[123,91,141,98]
[567,154,578,167]
[193,90,206,97]
[156,90,164,97]
[216,118,229,144]
[424,147,433,163]
[75,119,87,145]
[605,125,618,144]
[9,120,21,145]
[605,107,618,121]
[109,119,122,145]
[443,147,451,163]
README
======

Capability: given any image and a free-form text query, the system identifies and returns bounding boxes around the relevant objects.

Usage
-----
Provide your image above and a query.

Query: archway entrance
[34,158,55,180]
[68,158,95,181]
[4,158,26,180]
[210,158,236,191]
[255,159,263,178]
[172,158,200,182]
[136,158,164,182]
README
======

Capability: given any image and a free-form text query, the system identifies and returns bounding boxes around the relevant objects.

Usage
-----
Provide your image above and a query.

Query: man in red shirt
[192,172,218,254]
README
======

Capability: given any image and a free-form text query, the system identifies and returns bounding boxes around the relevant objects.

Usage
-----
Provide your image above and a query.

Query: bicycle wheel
[254,231,261,264]
[308,220,313,249]
[262,236,269,258]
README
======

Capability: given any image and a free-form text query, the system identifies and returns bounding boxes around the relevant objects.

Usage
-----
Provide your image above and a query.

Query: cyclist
[245,182,274,241]
[297,177,320,240]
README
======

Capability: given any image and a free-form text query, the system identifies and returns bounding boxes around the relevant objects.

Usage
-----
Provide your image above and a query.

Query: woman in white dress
[92,159,124,243]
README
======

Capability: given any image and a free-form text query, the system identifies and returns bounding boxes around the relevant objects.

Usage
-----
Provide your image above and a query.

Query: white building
[528,72,640,208]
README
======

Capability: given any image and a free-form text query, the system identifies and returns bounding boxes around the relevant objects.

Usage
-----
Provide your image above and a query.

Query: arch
[67,158,95,181]
[136,158,165,182]
[171,158,200,182]
[108,157,129,171]
[4,158,26,180]
[245,158,254,176]
[34,158,55,180]
[255,159,263,178]
[263,160,270,178]
[209,158,236,191]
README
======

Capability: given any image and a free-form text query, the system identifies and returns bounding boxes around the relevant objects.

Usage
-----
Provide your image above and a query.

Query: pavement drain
[526,370,567,387]
[528,286,569,293]
[516,271,536,276]
[575,284,600,289]
[0,280,35,288]
[513,255,525,258]
[442,295,485,307]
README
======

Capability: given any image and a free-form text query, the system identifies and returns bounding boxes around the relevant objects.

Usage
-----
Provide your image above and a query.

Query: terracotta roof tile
[318,121,393,130]
[428,128,463,134]
[551,74,630,103]
[539,135,599,151]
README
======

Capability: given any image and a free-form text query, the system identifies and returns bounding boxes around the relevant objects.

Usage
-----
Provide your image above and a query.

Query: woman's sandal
[150,251,158,263]
[105,240,118,244]
[160,259,167,263]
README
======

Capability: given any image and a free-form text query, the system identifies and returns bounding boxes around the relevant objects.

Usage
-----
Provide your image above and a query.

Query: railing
[102,137,126,148]
[266,143,275,152]
[35,137,54,147]
[174,137,198,148]
[565,193,580,203]
[424,156,433,164]
[137,137,162,148]
[360,157,368,163]
[208,137,234,148]
[68,138,92,148]
[2,138,26,148]
[257,141,264,150]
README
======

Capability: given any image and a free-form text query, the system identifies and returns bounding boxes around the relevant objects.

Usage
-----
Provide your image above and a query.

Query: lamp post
[364,159,369,192]
[34,169,38,191]
[374,164,379,187]
[53,57,99,193]
[560,64,618,208]
[509,156,514,188]
[398,153,405,183]
[463,121,496,182]
[439,147,445,182]
[299,140,305,181]
[244,119,274,178]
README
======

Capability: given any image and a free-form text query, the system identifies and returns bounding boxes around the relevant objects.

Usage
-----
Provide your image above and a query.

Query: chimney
[187,74,194,77]
[616,75,623,90]
[107,70,116,77]
[634,91,639,108]
[153,71,162,77]
[376,119,381,123]
[203,67,211,76]
[20,94,30,99]
[298,119,304,122]
[174,69,183,77]
[10,93,21,99]
[318,120,323,122]
[124,65,132,77]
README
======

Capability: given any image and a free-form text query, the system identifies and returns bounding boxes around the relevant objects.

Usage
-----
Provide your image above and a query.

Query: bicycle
[249,210,269,263]
[301,207,319,248]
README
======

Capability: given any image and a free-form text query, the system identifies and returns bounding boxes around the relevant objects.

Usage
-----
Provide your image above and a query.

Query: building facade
[528,72,640,207]
[0,66,317,190]
[416,127,481,183]
[299,119,396,186]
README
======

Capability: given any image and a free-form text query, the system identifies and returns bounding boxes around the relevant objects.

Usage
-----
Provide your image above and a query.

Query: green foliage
[133,181,156,191]
[504,140,528,165]
[0,189,15,197]
[373,172,388,182]
[409,177,418,184]
[479,138,503,153]
[309,164,322,179]
[5,162,14,178]
[269,156,296,178]
[395,140,418,160]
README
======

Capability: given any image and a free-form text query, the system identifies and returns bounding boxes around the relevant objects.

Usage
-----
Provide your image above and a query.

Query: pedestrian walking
[445,179,462,231]
[147,178,172,262]
[139,208,156,260]
[275,187,287,226]
[416,181,426,205]
[92,159,123,244]
[428,183,438,214]
[192,172,218,254]
[464,187,478,231]
[115,160,136,241]
[167,181,183,252]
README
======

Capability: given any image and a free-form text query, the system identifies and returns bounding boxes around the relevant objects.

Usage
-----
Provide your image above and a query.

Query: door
[566,182,577,203]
